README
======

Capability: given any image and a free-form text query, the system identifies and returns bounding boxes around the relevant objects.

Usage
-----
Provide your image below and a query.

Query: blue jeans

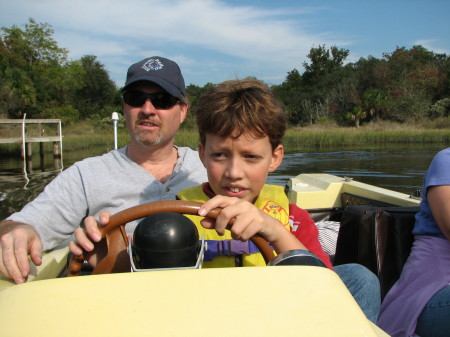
[334,263,381,323]
[415,285,450,337]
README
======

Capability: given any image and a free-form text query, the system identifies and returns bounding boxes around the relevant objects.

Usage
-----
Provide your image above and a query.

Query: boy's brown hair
[194,78,287,150]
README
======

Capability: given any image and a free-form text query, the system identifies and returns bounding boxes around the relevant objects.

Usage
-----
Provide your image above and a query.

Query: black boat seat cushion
[333,205,419,299]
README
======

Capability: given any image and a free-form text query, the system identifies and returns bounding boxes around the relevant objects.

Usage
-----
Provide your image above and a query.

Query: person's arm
[7,164,92,252]
[288,204,333,269]
[0,220,43,284]
[0,165,92,283]
[427,185,450,241]
[197,195,307,253]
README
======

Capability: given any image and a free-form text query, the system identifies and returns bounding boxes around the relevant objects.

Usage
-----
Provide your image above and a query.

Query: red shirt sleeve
[289,204,333,269]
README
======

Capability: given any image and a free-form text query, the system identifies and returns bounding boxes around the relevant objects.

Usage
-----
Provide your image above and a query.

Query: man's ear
[268,144,284,172]
[179,103,188,123]
[122,102,127,117]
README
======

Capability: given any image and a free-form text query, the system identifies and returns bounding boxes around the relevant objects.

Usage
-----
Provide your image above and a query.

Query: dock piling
[0,118,63,161]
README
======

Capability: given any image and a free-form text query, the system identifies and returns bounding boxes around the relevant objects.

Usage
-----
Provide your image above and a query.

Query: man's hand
[0,220,43,284]
[69,211,110,267]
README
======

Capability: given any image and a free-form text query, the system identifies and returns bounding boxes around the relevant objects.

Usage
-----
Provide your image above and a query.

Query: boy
[177,78,380,323]
[178,78,331,268]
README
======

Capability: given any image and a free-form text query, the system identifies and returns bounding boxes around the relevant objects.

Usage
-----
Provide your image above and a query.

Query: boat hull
[287,173,420,209]
[0,266,385,337]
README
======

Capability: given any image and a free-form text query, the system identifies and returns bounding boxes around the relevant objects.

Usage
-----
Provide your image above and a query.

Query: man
[0,56,207,284]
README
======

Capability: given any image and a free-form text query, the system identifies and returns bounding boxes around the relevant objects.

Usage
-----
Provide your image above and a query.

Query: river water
[0,144,446,220]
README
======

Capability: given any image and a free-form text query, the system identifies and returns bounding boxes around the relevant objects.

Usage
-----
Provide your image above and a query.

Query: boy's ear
[198,143,205,165]
[268,144,284,172]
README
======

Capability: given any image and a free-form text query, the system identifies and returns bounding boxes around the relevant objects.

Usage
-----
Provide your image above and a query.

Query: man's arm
[0,220,43,284]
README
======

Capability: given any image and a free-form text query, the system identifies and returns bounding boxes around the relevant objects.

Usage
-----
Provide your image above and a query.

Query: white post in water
[112,112,119,150]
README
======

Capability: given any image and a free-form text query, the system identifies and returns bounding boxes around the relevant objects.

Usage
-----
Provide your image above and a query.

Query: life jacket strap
[204,239,265,261]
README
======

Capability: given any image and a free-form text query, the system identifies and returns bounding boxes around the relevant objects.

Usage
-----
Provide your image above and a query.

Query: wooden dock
[0,118,63,158]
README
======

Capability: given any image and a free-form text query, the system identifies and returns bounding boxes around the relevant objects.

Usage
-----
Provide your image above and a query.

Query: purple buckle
[204,239,264,261]
[229,240,251,255]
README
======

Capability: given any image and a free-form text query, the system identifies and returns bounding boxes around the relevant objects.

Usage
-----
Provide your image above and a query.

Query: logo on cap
[142,58,164,72]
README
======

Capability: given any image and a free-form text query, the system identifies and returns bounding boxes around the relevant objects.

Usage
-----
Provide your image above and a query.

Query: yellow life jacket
[177,184,290,267]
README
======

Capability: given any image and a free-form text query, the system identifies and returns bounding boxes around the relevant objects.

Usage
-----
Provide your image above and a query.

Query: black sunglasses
[123,91,181,109]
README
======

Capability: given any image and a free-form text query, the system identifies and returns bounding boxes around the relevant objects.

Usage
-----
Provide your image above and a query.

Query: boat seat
[333,205,419,299]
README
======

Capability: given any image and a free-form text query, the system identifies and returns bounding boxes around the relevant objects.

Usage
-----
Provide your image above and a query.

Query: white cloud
[0,0,353,85]
[414,39,450,55]
[53,0,335,62]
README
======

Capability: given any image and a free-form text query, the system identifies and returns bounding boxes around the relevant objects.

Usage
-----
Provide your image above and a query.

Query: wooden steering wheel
[67,200,276,276]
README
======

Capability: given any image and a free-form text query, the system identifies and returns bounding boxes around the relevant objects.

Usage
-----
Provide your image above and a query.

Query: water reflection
[267,145,443,194]
[0,169,59,218]
[0,144,445,220]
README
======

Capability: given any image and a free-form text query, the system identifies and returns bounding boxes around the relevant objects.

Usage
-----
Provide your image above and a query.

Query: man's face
[199,131,283,203]
[123,83,187,147]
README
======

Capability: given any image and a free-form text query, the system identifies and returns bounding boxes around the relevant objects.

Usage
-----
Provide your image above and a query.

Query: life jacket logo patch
[262,201,289,226]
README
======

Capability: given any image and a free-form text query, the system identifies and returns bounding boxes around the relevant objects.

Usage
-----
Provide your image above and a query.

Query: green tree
[350,106,366,128]
[381,46,443,121]
[1,19,120,123]
[272,69,306,125]
[428,97,450,119]
[184,83,214,129]
[71,55,118,119]
[302,45,349,82]
[186,82,214,112]
[0,19,69,118]
[300,45,350,124]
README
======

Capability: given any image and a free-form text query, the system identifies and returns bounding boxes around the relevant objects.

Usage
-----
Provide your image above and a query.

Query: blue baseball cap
[122,56,186,98]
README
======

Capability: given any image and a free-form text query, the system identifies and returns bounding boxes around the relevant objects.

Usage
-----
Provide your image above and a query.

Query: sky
[1,0,449,88]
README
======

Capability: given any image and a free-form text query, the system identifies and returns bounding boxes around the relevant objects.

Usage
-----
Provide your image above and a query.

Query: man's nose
[140,98,157,114]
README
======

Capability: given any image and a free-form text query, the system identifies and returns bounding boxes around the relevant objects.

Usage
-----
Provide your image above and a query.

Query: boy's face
[199,132,283,203]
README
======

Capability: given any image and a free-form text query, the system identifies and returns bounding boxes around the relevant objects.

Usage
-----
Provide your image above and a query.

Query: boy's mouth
[228,187,241,193]
[225,186,247,198]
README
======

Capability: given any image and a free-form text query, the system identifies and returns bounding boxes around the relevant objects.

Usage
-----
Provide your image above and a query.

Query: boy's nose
[225,158,244,179]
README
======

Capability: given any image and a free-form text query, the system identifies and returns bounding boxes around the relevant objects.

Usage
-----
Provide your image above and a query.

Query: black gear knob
[132,212,200,269]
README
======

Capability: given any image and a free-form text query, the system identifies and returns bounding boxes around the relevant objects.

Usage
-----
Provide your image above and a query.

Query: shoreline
[1,122,450,155]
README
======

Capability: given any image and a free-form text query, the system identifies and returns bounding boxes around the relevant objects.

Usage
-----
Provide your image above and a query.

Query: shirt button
[166,187,170,192]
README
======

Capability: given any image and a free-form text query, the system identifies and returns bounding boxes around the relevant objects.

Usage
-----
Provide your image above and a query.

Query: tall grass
[284,128,450,151]
[175,128,450,151]
[1,119,449,155]
[175,130,200,149]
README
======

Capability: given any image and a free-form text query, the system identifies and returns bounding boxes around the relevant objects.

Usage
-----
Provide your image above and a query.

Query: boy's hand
[198,195,306,253]
[198,195,281,241]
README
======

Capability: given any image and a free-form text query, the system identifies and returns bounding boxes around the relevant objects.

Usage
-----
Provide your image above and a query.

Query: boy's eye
[245,154,260,161]
[211,152,226,159]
